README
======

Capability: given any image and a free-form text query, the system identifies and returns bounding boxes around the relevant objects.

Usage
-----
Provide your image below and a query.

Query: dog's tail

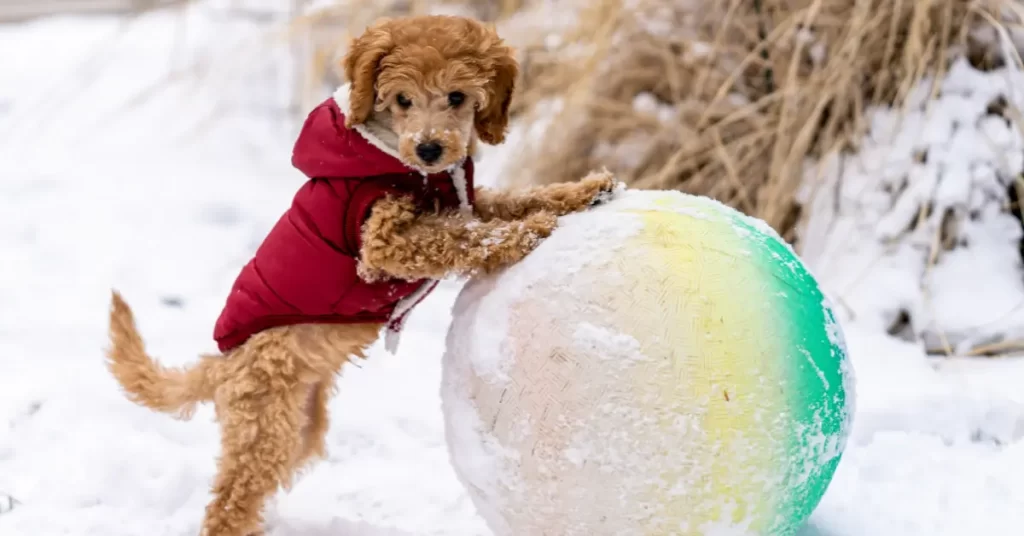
[105,291,218,419]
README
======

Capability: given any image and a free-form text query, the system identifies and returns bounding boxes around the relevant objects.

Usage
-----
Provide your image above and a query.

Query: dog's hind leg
[199,348,308,536]
[295,380,331,470]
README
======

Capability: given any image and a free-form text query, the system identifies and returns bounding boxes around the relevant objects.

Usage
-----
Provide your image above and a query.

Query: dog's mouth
[400,136,466,174]
[401,148,466,174]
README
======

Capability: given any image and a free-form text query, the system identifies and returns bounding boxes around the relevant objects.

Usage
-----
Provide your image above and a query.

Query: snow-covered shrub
[799,55,1024,357]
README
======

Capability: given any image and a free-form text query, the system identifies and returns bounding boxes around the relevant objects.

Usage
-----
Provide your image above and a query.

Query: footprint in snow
[0,494,18,515]
[161,295,185,308]
[197,203,241,227]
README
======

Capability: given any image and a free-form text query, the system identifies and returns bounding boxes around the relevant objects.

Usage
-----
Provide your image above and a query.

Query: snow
[447,193,643,384]
[798,54,1024,353]
[0,7,485,536]
[1,3,1023,536]
[792,42,1024,536]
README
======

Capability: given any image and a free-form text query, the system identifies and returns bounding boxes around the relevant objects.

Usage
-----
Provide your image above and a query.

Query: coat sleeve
[288,178,359,254]
[289,176,416,258]
[341,177,416,256]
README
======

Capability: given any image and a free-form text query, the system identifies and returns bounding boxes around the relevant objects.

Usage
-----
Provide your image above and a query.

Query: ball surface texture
[441,189,854,536]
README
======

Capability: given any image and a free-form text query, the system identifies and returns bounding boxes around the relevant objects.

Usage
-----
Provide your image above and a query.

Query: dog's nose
[415,141,443,164]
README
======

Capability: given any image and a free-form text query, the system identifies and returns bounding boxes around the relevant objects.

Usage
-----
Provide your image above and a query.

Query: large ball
[441,189,855,536]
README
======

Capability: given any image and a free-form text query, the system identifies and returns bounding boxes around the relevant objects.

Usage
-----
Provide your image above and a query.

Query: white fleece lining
[449,164,471,215]
[333,84,404,161]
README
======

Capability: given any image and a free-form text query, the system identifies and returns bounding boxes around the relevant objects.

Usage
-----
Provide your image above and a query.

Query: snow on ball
[440,188,855,536]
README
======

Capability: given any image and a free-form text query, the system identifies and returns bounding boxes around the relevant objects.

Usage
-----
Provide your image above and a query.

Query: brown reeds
[511,0,1021,241]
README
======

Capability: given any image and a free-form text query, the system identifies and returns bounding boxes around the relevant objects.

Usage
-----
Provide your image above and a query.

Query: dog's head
[342,15,518,173]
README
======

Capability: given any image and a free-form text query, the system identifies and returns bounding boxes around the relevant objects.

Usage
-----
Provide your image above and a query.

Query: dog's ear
[342,21,394,127]
[474,38,519,145]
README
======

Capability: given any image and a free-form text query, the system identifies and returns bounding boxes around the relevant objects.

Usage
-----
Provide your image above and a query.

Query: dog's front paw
[513,211,557,253]
[578,169,623,208]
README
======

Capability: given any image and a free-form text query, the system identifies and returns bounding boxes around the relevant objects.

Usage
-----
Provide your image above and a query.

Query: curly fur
[104,14,618,536]
[343,15,519,171]
[471,169,617,222]
[358,170,618,281]
[357,196,558,282]
[107,292,380,536]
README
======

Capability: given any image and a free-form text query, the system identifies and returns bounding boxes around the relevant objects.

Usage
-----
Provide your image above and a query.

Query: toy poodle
[105,14,616,536]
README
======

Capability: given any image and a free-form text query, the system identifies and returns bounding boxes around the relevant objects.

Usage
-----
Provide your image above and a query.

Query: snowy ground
[2,6,1024,536]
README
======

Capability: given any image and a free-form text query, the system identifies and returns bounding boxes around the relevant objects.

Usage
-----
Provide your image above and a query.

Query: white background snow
[2,3,1024,535]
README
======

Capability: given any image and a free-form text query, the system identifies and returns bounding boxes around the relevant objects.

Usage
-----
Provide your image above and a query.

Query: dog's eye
[396,93,412,109]
[447,91,466,108]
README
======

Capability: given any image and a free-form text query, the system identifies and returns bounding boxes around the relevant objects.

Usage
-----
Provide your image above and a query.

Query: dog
[105,14,616,536]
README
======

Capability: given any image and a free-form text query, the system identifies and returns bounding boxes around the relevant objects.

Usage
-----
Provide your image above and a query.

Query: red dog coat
[213,89,474,353]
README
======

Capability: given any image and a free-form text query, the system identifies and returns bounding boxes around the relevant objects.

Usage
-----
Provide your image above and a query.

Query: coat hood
[290,84,416,180]
[290,84,473,213]
[292,84,475,212]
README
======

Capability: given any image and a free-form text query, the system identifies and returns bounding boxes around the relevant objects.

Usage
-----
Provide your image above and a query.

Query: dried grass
[512,0,1024,241]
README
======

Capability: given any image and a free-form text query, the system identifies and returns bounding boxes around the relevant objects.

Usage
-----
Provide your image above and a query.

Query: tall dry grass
[512,0,1024,240]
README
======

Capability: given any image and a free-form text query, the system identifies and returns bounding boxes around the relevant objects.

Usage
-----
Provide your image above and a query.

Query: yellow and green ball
[441,188,855,536]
